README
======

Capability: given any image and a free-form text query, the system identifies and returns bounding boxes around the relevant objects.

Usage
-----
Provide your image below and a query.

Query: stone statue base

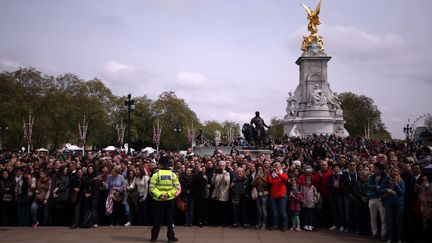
[283,40,349,138]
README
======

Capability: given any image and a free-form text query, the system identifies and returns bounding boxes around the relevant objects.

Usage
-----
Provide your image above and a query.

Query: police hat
[158,155,170,167]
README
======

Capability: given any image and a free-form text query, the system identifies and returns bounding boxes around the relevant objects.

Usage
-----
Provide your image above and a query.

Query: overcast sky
[1,0,431,139]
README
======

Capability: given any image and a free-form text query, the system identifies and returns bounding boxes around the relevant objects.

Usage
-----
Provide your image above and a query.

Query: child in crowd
[301,177,317,231]
[289,181,302,231]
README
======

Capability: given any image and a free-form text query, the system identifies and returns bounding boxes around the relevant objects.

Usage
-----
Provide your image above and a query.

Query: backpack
[82,210,95,228]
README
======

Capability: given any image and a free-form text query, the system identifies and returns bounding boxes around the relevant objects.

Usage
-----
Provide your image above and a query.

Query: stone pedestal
[283,41,349,138]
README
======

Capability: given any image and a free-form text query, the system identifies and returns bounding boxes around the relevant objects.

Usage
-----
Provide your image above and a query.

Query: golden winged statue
[300,1,321,35]
[300,0,324,53]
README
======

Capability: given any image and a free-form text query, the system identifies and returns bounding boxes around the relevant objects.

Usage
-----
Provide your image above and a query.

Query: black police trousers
[151,199,175,240]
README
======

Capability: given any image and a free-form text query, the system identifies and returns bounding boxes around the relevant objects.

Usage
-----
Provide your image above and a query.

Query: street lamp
[174,123,181,151]
[403,119,413,140]
[124,93,135,154]
[0,124,8,150]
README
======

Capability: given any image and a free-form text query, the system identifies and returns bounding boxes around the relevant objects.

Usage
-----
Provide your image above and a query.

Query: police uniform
[149,156,180,242]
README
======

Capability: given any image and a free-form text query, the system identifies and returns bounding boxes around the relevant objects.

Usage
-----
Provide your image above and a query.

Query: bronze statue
[246,111,270,147]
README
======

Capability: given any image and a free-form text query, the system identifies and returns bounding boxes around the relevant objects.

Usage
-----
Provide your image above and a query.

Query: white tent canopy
[103,146,116,151]
[66,145,84,151]
[36,148,48,152]
[141,147,156,154]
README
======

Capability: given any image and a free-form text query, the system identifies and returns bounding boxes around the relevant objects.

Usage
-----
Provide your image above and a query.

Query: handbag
[176,197,187,211]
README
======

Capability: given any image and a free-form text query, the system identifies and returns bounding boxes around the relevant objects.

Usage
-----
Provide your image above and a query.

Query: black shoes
[168,237,179,243]
[150,239,157,242]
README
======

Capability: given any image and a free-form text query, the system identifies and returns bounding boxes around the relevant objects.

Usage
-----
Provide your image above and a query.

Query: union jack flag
[153,121,162,145]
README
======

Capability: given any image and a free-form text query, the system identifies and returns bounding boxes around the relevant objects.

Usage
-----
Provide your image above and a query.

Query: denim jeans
[385,205,403,241]
[31,200,49,225]
[256,195,268,226]
[271,195,288,229]
[124,202,132,223]
[185,196,194,225]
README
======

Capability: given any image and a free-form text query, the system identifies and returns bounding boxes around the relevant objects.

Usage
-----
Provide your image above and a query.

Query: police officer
[149,155,179,243]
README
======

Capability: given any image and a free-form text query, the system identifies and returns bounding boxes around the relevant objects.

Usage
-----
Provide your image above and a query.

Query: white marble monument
[283,1,349,138]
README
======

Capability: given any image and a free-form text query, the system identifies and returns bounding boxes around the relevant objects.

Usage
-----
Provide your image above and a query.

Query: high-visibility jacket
[149,169,180,201]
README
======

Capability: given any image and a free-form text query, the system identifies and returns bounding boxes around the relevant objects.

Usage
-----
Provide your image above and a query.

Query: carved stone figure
[214,130,221,146]
[286,92,298,117]
[309,84,327,107]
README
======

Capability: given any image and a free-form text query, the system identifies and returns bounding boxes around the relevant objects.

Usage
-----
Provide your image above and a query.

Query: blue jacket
[366,173,388,199]
[379,177,405,207]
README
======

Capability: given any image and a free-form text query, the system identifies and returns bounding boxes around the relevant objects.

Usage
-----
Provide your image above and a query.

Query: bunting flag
[78,116,89,146]
[23,113,34,144]
[153,120,162,145]
[187,124,195,145]
[116,121,125,145]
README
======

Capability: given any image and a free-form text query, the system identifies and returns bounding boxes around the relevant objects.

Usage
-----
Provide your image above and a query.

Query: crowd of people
[0,135,431,243]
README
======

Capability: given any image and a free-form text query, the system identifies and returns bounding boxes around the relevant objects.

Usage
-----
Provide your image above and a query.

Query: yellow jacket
[149,169,180,201]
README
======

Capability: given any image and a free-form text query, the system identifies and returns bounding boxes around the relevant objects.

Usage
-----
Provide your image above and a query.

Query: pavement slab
[0,226,382,243]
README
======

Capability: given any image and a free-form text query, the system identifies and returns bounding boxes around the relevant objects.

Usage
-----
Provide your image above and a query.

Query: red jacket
[314,169,331,199]
[267,172,288,199]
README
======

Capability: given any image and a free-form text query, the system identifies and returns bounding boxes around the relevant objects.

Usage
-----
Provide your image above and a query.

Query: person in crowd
[314,160,332,227]
[380,166,405,243]
[1,169,16,226]
[70,168,83,229]
[82,164,99,227]
[301,177,317,231]
[128,165,150,226]
[354,169,371,236]
[211,160,230,227]
[192,165,209,227]
[51,165,69,226]
[106,165,125,227]
[179,167,194,226]
[123,168,136,226]
[289,180,302,231]
[15,168,30,227]
[267,161,289,231]
[230,167,250,228]
[31,169,51,228]
[341,161,359,232]
[366,162,388,241]
[149,155,179,243]
[328,164,345,232]
[252,164,269,230]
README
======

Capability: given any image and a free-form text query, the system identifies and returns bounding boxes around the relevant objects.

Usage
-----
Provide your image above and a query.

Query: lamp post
[0,124,8,150]
[124,94,135,154]
[403,119,413,141]
[174,123,181,151]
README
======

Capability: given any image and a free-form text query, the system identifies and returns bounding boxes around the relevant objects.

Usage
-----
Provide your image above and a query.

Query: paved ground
[0,226,381,243]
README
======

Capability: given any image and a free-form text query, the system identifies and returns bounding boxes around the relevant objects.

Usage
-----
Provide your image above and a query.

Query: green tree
[152,91,200,151]
[339,92,391,139]
[268,117,284,140]
[203,120,223,142]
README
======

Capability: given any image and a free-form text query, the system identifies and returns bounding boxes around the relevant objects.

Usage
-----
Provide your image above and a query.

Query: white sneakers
[329,225,337,231]
[303,225,314,231]
[124,222,131,227]
[339,226,344,232]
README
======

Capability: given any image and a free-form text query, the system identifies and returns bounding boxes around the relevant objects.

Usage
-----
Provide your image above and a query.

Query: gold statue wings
[300,0,321,34]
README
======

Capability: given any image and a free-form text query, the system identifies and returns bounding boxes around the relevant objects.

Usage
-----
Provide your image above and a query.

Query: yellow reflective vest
[149,169,180,201]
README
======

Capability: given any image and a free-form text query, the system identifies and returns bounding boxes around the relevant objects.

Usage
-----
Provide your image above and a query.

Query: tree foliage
[268,117,284,140]
[339,92,391,139]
